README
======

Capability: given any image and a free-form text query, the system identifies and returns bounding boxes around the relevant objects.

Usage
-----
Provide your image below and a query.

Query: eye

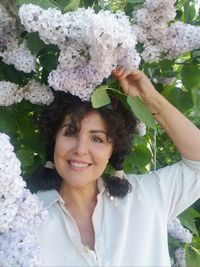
[91,136,103,143]
[64,130,76,137]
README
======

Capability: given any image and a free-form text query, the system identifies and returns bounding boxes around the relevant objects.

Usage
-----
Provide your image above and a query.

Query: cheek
[93,146,112,165]
[54,138,72,159]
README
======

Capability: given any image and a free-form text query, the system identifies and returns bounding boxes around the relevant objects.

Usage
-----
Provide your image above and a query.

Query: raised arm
[112,68,200,161]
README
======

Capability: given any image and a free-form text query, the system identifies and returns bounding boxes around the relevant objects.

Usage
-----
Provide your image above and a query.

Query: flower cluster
[168,218,192,244]
[19,4,140,101]
[0,41,36,73]
[133,0,200,62]
[156,77,176,85]
[0,133,48,266]
[174,248,185,267]
[135,122,147,136]
[168,217,193,267]
[0,80,54,107]
[0,3,18,51]
[0,81,22,106]
[20,80,54,105]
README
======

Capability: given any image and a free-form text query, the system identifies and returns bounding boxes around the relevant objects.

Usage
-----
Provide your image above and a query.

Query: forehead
[62,111,107,130]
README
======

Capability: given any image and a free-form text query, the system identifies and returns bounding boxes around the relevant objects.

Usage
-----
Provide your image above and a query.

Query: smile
[68,160,91,169]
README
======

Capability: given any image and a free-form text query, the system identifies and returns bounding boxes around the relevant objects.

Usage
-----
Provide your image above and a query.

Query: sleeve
[153,157,200,222]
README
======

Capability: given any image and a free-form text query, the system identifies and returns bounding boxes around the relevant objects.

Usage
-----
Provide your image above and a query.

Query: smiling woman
[27,68,200,267]
[29,90,137,196]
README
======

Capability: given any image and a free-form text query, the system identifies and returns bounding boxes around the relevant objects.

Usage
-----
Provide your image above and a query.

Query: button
[83,246,90,253]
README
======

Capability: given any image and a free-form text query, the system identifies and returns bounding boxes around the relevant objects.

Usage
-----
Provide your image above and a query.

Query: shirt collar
[37,189,60,209]
[37,177,106,209]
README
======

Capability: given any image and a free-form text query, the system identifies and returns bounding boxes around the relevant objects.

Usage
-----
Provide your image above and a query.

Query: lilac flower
[0,133,48,266]
[0,41,36,73]
[19,4,140,101]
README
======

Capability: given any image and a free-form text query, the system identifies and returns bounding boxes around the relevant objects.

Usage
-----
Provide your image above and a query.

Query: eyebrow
[61,124,107,135]
[89,130,107,135]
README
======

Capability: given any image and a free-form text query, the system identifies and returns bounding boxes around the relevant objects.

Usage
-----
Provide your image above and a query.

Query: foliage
[1,0,200,266]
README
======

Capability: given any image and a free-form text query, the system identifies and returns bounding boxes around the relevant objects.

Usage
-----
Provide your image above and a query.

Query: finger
[120,69,134,80]
[112,68,145,82]
[112,67,126,78]
[130,70,145,81]
[124,70,145,82]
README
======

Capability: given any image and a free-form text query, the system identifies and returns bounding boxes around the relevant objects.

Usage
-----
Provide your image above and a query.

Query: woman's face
[54,111,113,189]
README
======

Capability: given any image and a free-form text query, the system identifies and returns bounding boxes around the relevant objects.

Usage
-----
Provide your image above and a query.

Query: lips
[68,160,92,170]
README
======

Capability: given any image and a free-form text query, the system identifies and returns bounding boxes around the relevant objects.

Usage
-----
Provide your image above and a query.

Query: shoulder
[124,160,183,194]
[125,171,159,189]
[125,158,200,197]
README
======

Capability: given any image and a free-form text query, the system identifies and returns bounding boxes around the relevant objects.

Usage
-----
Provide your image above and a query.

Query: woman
[31,68,200,266]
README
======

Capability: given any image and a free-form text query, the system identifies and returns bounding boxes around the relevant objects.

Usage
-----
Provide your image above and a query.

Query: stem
[107,87,126,96]
[153,128,157,171]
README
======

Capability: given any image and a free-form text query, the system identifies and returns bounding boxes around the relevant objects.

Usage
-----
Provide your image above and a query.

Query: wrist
[142,92,169,115]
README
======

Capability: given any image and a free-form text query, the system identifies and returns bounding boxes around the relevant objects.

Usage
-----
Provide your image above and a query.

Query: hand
[112,68,158,103]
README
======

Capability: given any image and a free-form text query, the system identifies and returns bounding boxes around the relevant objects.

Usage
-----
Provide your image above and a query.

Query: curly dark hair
[28,91,137,197]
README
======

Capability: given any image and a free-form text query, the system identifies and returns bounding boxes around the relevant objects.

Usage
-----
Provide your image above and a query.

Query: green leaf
[192,88,200,116]
[91,86,111,108]
[184,3,196,23]
[179,208,200,236]
[124,144,152,173]
[165,87,194,113]
[176,10,183,19]
[16,149,34,167]
[39,53,59,72]
[192,237,200,250]
[185,245,200,267]
[127,0,144,3]
[127,96,156,130]
[131,144,152,168]
[0,61,30,85]
[168,235,180,255]
[26,33,46,56]
[0,109,17,133]
[17,0,58,9]
[181,65,200,90]
[82,0,94,7]
[62,0,80,12]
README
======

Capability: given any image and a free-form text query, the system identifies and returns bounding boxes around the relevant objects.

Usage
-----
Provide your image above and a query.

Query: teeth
[70,161,89,168]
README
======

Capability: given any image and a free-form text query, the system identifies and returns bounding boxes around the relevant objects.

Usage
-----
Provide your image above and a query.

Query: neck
[59,180,98,215]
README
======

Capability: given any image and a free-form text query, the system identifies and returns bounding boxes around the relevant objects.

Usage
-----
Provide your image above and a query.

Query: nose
[73,137,88,156]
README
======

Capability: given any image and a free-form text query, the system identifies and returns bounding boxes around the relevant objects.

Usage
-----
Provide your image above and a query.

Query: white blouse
[37,158,200,267]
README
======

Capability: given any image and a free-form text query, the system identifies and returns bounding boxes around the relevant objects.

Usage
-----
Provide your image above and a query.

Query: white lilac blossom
[0,41,36,73]
[48,63,99,101]
[0,133,24,232]
[168,218,192,267]
[19,4,140,101]
[145,0,177,23]
[133,0,200,62]
[168,218,193,244]
[135,122,147,136]
[0,81,22,106]
[0,3,17,51]
[0,230,44,267]
[20,80,54,105]
[165,22,200,59]
[0,80,54,107]
[0,133,48,266]
[174,248,186,267]
[156,77,176,85]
